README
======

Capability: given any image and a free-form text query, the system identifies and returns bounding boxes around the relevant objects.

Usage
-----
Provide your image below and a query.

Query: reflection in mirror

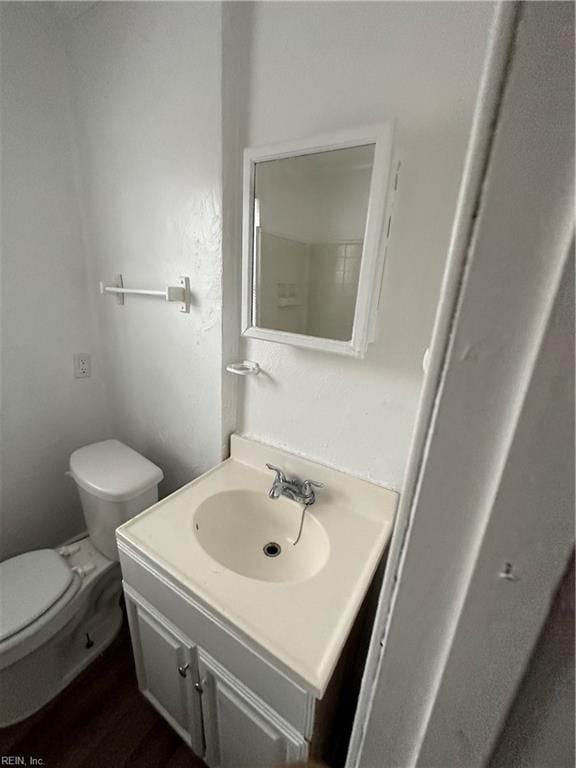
[252,144,375,342]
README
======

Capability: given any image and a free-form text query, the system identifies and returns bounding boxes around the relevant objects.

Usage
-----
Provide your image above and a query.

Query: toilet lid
[69,439,164,502]
[0,550,75,643]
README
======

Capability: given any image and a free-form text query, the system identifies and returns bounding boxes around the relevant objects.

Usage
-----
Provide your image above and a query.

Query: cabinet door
[126,597,204,755]
[198,652,308,768]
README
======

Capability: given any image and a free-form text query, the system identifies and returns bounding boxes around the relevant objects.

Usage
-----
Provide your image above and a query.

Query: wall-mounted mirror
[242,125,395,357]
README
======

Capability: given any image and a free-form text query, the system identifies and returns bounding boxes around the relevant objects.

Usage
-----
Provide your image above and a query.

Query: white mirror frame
[241,124,396,358]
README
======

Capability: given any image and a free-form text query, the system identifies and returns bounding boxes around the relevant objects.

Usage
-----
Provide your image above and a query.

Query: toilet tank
[69,440,164,561]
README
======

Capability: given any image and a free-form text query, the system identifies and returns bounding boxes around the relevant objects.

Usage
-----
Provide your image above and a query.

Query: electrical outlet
[74,353,91,379]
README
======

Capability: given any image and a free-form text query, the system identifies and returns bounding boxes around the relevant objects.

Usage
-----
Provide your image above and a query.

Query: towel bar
[100,274,191,313]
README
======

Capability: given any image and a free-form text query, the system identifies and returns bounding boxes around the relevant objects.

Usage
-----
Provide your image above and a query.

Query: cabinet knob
[177,663,190,678]
[194,681,204,694]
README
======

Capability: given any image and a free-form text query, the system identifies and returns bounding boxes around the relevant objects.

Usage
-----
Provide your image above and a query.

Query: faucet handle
[301,479,324,505]
[265,463,286,483]
[303,479,323,489]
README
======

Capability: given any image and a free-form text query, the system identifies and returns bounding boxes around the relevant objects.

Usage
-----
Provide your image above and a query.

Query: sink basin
[194,490,330,583]
[117,435,398,695]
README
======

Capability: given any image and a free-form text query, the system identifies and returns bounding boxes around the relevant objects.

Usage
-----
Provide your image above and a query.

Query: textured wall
[66,2,226,493]
[0,3,111,559]
[0,2,496,560]
[237,1,495,488]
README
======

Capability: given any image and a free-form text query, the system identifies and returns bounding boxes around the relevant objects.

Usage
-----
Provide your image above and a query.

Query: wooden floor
[0,624,207,768]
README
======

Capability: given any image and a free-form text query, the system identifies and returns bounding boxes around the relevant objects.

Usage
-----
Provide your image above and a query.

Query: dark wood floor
[0,623,207,768]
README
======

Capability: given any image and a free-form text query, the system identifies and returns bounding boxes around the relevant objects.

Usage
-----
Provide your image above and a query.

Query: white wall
[490,558,575,768]
[237,1,495,488]
[354,3,574,763]
[0,3,111,560]
[65,2,227,493]
[0,2,497,560]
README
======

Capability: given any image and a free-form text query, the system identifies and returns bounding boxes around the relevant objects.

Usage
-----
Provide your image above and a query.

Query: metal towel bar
[100,274,191,313]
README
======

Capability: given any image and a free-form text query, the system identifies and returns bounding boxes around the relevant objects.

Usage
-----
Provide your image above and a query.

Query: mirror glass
[251,144,375,342]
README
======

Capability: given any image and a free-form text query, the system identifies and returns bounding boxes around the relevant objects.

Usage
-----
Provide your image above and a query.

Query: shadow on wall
[221,2,254,453]
[490,555,575,768]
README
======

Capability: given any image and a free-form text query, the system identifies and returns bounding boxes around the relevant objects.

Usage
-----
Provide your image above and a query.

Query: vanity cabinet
[117,435,396,768]
[198,652,307,768]
[126,598,204,755]
[124,585,309,768]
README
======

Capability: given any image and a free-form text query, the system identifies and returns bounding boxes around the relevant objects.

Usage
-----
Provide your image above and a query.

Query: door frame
[347,2,575,766]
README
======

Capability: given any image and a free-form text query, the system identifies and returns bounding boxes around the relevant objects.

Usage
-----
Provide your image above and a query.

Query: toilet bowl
[0,439,163,726]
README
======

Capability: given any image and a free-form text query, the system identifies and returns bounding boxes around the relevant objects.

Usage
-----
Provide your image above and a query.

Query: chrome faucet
[265,464,323,506]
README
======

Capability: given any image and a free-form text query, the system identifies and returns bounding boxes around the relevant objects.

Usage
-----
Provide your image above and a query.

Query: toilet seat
[0,550,81,644]
[0,537,123,727]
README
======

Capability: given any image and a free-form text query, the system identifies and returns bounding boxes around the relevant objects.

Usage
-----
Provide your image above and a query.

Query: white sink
[117,435,397,696]
[194,490,330,583]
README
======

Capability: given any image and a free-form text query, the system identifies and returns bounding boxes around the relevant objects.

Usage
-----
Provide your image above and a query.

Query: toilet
[0,439,163,727]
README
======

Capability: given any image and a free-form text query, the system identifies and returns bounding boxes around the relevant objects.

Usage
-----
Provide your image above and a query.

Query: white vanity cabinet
[126,598,204,754]
[121,550,314,768]
[198,652,308,768]
[117,436,396,768]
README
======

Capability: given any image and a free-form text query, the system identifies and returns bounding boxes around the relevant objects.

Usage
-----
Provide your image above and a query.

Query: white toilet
[0,439,163,727]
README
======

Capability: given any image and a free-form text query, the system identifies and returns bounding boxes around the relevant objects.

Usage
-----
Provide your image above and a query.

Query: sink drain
[263,542,281,558]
